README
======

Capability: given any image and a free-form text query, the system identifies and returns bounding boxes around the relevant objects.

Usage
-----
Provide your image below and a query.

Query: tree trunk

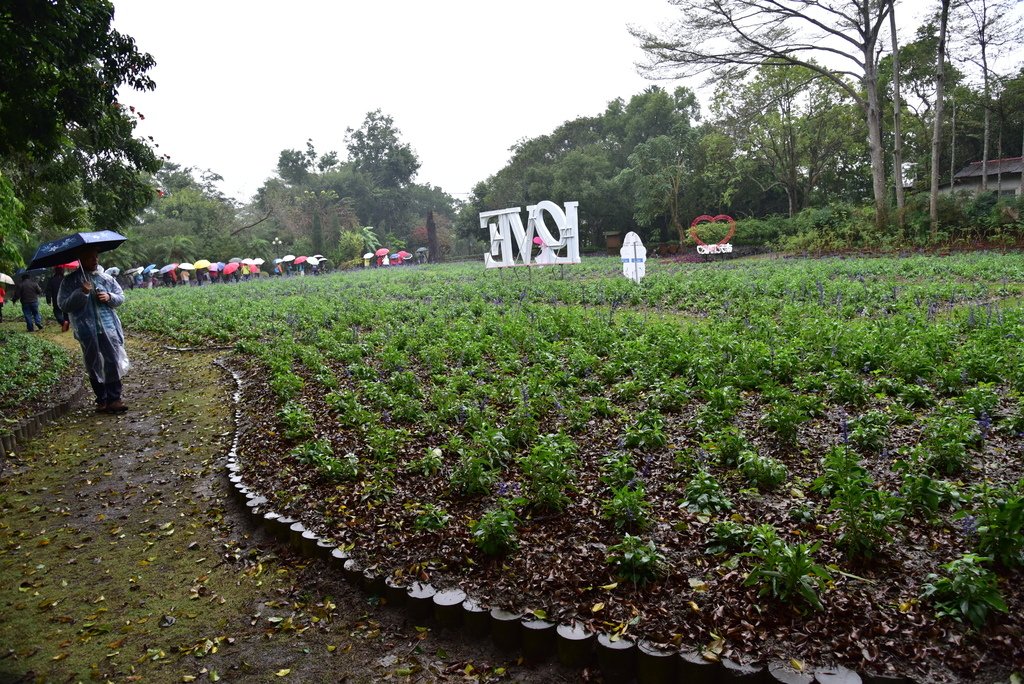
[950,96,957,190]
[982,58,991,191]
[930,0,952,237]
[889,1,906,221]
[426,210,439,263]
[864,54,889,229]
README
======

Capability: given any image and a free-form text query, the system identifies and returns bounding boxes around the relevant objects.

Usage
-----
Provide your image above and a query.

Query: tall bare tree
[632,0,893,227]
[930,0,953,235]
[955,0,1024,191]
[889,0,906,219]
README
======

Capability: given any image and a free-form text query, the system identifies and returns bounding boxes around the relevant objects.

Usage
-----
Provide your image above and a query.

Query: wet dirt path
[0,337,577,683]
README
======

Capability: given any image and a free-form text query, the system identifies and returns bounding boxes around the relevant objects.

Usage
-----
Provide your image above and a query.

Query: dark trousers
[52,304,67,325]
[85,334,123,405]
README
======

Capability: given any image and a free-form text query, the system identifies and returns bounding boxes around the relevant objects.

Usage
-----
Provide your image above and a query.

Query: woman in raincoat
[58,246,130,413]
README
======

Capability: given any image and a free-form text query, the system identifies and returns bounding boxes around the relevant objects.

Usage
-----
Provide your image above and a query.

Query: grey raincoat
[57,268,130,381]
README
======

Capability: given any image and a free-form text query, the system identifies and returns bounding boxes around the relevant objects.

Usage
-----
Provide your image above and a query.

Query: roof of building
[954,156,1024,179]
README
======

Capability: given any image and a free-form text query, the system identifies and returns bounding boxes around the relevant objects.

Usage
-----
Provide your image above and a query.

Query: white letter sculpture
[620,231,647,283]
[481,201,581,268]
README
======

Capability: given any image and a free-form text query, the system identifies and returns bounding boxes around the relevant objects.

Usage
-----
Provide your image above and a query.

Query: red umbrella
[223,262,240,275]
[374,248,390,257]
[397,251,412,259]
[294,256,308,265]
[57,260,81,270]
[250,264,260,273]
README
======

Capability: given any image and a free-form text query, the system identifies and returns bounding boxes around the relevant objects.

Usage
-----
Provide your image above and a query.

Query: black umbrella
[28,231,127,269]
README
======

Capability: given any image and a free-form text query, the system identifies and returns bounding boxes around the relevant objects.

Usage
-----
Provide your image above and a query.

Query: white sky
[112,0,681,203]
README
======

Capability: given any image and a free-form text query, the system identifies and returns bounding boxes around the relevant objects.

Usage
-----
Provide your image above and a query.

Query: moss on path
[0,337,574,683]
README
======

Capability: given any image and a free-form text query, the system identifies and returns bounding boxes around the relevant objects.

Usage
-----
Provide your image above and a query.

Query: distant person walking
[58,247,130,414]
[46,267,70,332]
[11,273,44,332]
[0,286,5,323]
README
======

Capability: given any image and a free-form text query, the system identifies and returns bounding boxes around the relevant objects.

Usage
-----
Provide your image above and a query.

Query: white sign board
[620,231,647,283]
[481,201,581,268]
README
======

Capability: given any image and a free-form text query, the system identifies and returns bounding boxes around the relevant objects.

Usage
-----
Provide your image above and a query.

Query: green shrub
[921,554,1008,629]
[744,535,831,611]
[848,410,889,454]
[738,451,789,490]
[470,501,519,555]
[450,455,497,497]
[602,484,652,531]
[625,409,668,450]
[413,503,451,531]
[519,433,577,512]
[598,452,636,489]
[682,470,733,514]
[971,483,1024,568]
[606,534,666,585]
[278,401,315,440]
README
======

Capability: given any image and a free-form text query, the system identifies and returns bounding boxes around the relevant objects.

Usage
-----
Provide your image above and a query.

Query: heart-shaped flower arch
[689,215,736,247]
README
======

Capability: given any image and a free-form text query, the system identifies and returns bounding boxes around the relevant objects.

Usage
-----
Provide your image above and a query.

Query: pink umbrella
[374,248,389,257]
[294,256,308,265]
[250,264,260,273]
[223,262,240,275]
[397,251,412,259]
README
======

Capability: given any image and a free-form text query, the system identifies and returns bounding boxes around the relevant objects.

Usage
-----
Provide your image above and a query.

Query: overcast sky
[112,0,681,203]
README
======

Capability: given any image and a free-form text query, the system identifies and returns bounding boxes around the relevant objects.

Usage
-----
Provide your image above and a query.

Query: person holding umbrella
[29,231,131,414]
[46,267,71,332]
[11,272,44,332]
[57,245,130,413]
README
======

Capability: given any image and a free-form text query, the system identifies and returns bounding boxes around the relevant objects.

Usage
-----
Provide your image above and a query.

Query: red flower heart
[688,214,736,247]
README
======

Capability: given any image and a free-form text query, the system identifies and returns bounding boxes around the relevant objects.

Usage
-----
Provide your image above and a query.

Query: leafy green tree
[346,110,420,189]
[0,0,161,236]
[714,63,861,216]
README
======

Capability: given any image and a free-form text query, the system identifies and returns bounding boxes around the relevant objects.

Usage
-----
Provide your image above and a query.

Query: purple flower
[958,515,978,538]
[977,412,992,440]
[839,416,850,445]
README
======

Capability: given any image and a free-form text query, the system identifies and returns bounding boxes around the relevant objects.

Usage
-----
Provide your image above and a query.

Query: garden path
[0,334,576,683]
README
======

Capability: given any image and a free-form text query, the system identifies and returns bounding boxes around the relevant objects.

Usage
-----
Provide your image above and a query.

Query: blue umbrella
[28,231,128,269]
[142,263,158,274]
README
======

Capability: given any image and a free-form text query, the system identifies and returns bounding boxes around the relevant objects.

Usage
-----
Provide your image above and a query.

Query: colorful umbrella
[294,256,308,265]
[397,251,412,259]
[375,248,390,257]
[57,260,81,270]
[0,273,14,285]
[250,264,260,273]
[193,259,212,270]
[142,264,158,274]
[178,262,196,270]
[28,230,128,269]
[159,264,178,274]
[222,262,240,275]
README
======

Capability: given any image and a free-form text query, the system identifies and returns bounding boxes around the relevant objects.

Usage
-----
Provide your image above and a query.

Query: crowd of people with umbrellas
[113,253,333,289]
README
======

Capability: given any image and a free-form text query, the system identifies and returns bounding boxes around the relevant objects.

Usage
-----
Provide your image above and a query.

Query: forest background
[1,0,1023,273]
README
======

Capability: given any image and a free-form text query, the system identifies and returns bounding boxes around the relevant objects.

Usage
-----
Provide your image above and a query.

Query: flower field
[120,254,1024,681]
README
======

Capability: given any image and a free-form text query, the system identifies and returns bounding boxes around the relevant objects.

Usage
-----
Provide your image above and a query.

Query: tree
[0,0,161,238]
[954,0,1024,192]
[931,0,953,235]
[632,0,895,227]
[714,63,856,216]
[345,110,420,189]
